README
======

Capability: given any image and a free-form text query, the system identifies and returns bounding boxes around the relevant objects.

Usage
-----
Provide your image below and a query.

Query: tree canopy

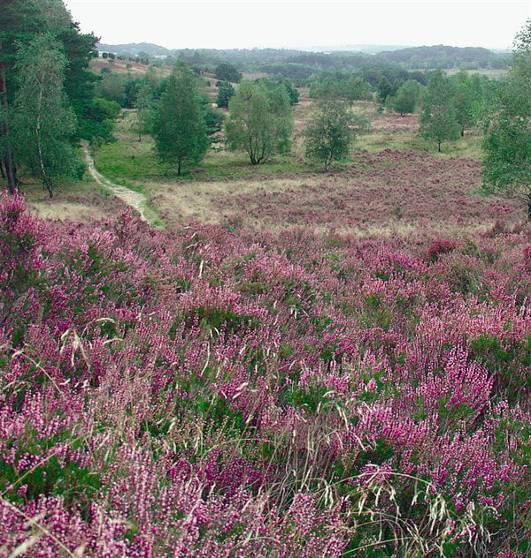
[152,64,208,175]
[225,80,293,165]
[12,33,79,196]
[304,99,354,169]
[392,79,421,116]
[0,0,103,193]
[451,71,484,136]
[482,19,531,217]
[215,62,241,83]
[420,71,460,152]
[216,80,235,109]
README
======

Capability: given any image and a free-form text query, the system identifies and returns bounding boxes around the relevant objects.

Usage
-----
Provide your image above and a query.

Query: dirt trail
[82,142,149,223]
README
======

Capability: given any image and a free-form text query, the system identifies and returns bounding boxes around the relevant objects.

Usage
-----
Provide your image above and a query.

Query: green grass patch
[355,129,482,160]
[95,108,483,192]
[95,110,334,182]
[95,137,171,180]
[97,136,315,182]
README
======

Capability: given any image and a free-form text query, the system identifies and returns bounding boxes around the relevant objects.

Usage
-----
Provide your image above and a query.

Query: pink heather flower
[366,378,378,392]
[0,193,527,557]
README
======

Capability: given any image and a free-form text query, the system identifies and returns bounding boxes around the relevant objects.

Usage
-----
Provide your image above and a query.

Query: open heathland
[146,150,519,234]
[2,19,530,553]
[1,178,529,556]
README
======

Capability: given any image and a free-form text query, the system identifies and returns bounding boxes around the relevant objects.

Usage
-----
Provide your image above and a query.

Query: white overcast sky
[64,0,530,50]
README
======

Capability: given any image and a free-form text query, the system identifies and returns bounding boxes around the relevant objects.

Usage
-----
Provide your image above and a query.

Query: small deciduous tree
[258,78,300,106]
[200,96,224,137]
[304,99,354,170]
[482,19,531,218]
[152,63,208,176]
[135,80,156,140]
[279,79,300,106]
[96,72,126,105]
[420,71,460,152]
[216,80,235,109]
[225,81,293,165]
[452,71,483,136]
[392,80,421,116]
[83,97,121,143]
[12,33,79,197]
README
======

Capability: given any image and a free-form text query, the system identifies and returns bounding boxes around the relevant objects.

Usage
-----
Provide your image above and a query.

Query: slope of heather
[149,150,520,234]
[0,193,529,557]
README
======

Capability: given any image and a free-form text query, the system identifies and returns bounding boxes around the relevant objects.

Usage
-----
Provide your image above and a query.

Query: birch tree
[482,19,531,218]
[13,33,77,197]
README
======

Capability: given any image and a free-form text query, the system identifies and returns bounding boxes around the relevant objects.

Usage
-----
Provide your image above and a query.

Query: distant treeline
[100,43,510,83]
[99,52,151,66]
[202,47,509,83]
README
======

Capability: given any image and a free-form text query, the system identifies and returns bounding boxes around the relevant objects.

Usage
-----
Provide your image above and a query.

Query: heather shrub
[469,334,530,400]
[445,256,483,295]
[0,197,528,557]
[0,194,45,336]
[426,238,459,261]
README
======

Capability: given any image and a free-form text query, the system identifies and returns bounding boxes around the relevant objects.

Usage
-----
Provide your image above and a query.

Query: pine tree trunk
[0,43,18,194]
[438,141,441,153]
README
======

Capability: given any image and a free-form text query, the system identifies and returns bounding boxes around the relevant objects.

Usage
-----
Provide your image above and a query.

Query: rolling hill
[97,42,510,71]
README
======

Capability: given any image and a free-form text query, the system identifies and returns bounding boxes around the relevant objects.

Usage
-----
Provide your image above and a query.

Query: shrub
[0,196,526,557]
